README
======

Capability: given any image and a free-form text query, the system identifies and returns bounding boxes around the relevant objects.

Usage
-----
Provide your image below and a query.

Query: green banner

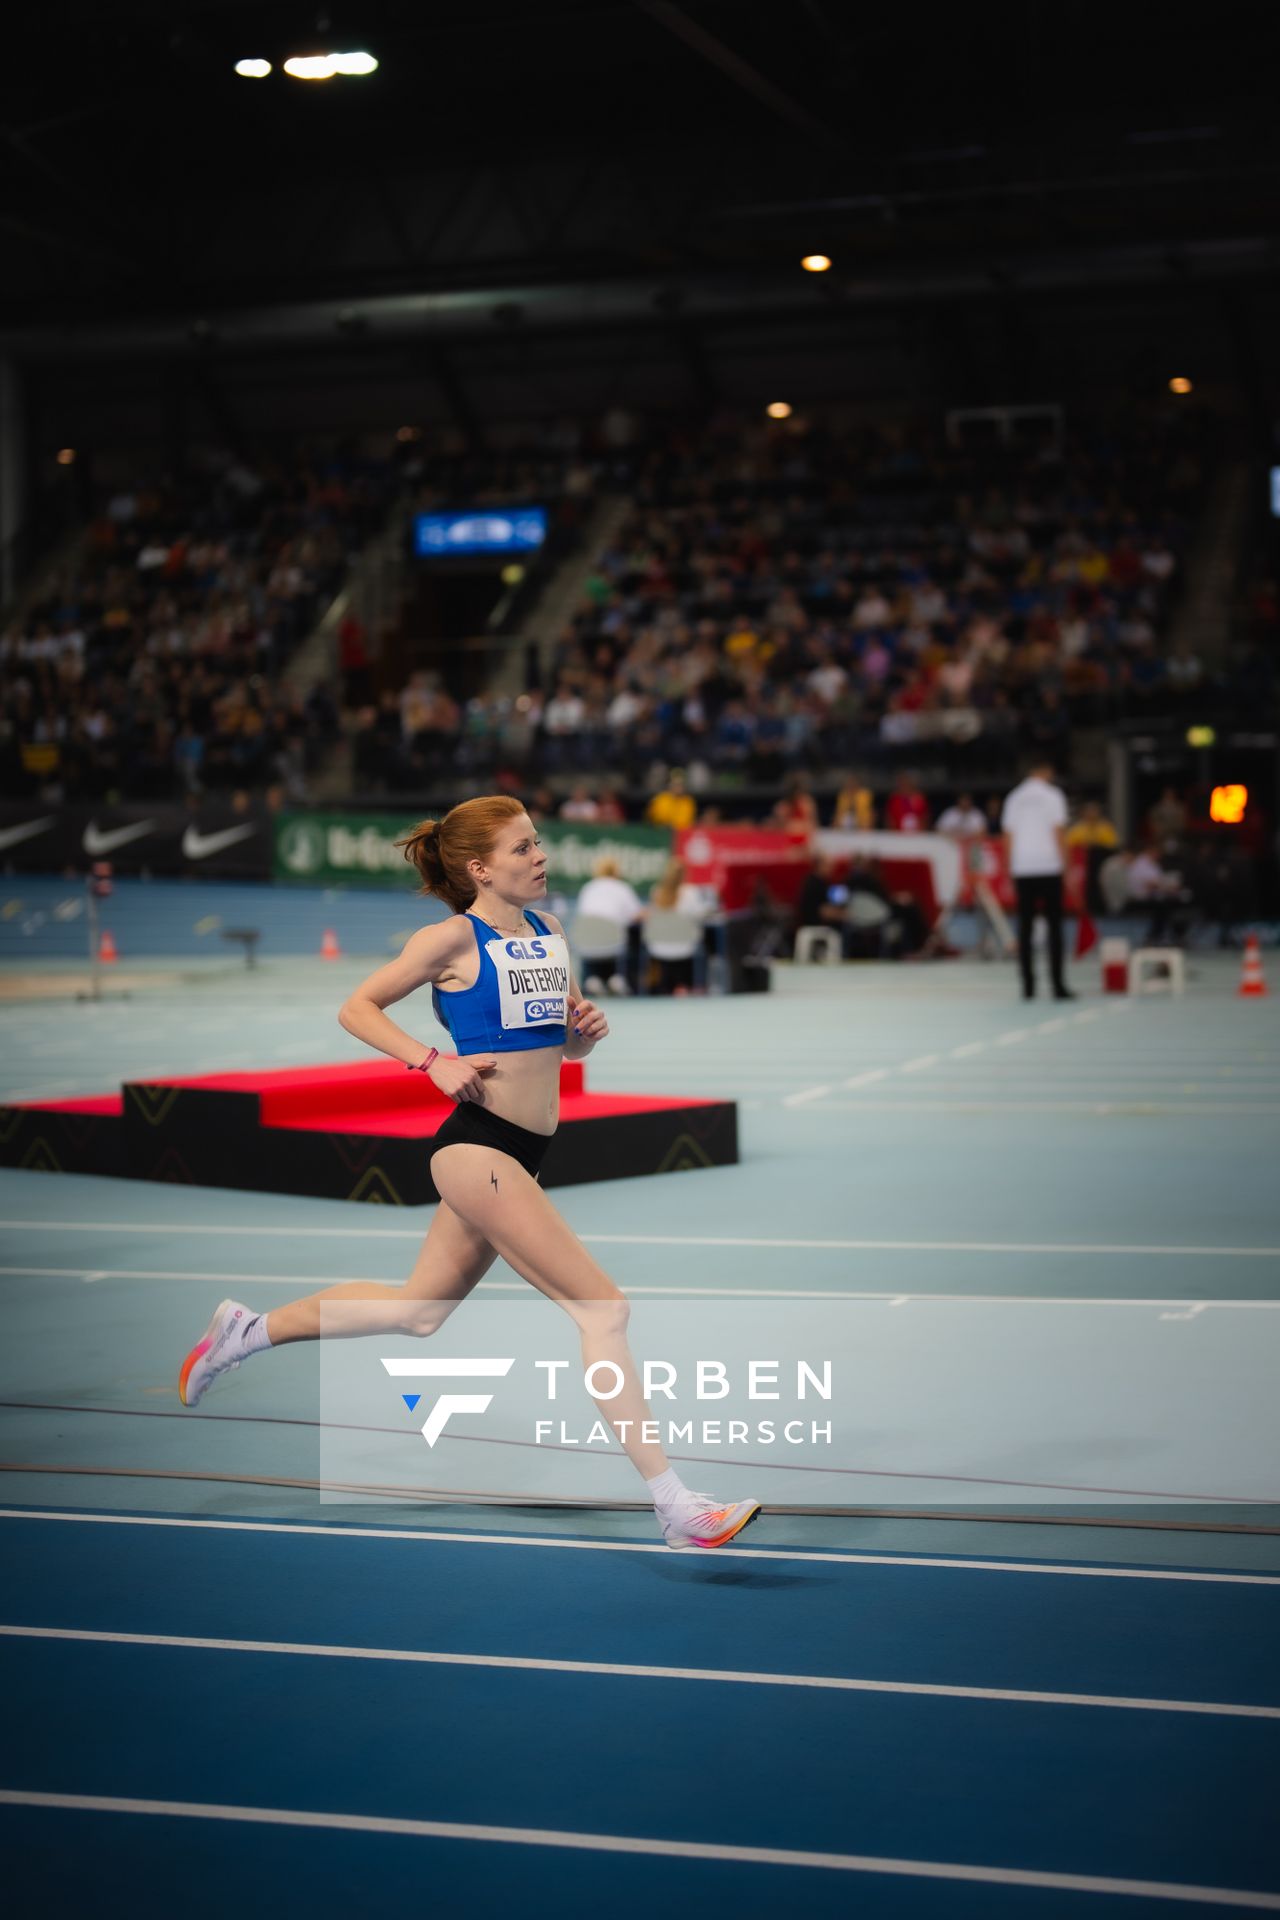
[274,812,672,896]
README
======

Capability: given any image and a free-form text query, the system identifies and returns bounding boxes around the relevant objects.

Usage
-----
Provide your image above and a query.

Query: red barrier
[956,837,1086,914]
[675,824,813,909]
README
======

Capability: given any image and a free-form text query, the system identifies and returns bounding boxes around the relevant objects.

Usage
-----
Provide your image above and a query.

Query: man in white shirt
[1001,760,1075,1001]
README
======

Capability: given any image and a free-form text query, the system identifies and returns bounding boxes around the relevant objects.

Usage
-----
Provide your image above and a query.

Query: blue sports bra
[431,909,570,1054]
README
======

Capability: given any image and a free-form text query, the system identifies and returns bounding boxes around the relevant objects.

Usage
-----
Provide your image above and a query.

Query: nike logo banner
[0,817,57,852]
[181,824,259,860]
[83,821,157,855]
[0,806,271,878]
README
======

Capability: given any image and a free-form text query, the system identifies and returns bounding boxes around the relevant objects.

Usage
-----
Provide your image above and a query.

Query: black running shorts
[427,1101,554,1180]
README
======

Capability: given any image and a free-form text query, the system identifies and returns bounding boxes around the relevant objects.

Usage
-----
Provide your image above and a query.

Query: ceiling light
[234,59,272,78]
[766,402,792,420]
[1169,376,1193,395]
[284,54,337,79]
[56,448,76,466]
[801,254,831,273]
[282,51,377,80]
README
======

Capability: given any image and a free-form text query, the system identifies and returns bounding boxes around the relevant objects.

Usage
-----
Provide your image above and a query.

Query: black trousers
[1014,873,1066,995]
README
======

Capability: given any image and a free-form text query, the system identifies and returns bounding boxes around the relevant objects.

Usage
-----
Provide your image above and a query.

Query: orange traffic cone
[98,929,118,964]
[320,927,342,960]
[1238,933,1268,998]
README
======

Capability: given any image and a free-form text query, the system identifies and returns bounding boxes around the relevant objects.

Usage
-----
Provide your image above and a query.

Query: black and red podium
[0,1061,737,1204]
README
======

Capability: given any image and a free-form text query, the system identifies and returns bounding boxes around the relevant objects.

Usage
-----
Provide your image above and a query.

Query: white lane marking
[781,1084,833,1107]
[1038,1018,1069,1034]
[4,1510,1280,1585]
[1,1792,1277,1906]
[863,1074,1280,1086]
[1,1624,1274,1721]
[804,1100,1280,1115]
[3,1263,1280,1309]
[786,1002,1096,1102]
[1074,1009,1103,1023]
[2,1223,1279,1258]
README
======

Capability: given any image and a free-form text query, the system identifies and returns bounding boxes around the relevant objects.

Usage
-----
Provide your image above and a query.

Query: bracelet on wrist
[408,1047,439,1073]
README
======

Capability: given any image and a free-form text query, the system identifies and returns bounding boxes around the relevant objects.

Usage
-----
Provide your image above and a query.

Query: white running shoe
[178,1298,251,1408]
[658,1494,762,1551]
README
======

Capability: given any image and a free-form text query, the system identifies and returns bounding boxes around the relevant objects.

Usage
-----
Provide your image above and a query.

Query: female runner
[178,794,761,1551]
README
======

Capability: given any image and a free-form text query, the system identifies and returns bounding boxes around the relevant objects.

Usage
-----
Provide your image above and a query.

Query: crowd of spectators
[391,413,1208,794]
[0,445,398,802]
[7,409,1263,820]
[548,418,1203,775]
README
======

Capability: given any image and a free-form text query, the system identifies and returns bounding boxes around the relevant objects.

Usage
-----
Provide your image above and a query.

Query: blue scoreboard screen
[412,508,547,556]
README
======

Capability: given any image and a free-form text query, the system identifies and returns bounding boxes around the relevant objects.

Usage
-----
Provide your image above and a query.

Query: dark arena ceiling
[3,0,1279,411]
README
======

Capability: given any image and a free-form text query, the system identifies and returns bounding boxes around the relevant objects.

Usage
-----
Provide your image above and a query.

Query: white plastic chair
[1130,947,1186,995]
[567,912,628,991]
[641,910,702,962]
[793,926,842,964]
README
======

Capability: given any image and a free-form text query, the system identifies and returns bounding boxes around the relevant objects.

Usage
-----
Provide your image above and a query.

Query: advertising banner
[675,824,812,910]
[956,836,1087,913]
[274,812,671,897]
[0,802,272,879]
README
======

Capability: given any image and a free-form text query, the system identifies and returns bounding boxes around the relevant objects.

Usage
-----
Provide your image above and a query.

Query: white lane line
[2,1624,1273,1721]
[4,1263,1280,1308]
[805,1100,1280,1115]
[5,1510,1280,1585]
[787,1002,1095,1102]
[1074,1009,1103,1023]
[838,1083,1280,1099]
[782,1084,833,1107]
[0,1791,1277,1906]
[987,1079,1280,1091]
[2,1223,1279,1258]
[1038,1018,1069,1034]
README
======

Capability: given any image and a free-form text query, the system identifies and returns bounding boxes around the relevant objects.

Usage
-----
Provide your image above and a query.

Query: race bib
[485,932,571,1031]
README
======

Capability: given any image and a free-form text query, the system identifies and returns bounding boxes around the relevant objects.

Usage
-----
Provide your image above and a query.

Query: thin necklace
[473,904,528,936]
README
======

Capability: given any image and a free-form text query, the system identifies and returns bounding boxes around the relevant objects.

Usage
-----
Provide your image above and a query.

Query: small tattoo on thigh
[490,1169,498,1191]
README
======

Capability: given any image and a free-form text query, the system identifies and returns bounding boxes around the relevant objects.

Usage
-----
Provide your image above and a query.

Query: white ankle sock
[645,1467,689,1507]
[239,1312,273,1357]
